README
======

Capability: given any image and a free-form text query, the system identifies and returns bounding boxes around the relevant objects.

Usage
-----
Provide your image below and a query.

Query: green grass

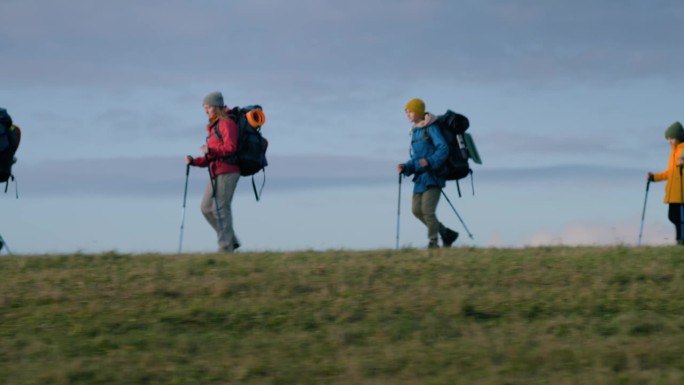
[1,247,684,384]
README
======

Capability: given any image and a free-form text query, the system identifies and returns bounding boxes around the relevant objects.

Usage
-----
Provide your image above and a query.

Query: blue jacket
[401,113,449,193]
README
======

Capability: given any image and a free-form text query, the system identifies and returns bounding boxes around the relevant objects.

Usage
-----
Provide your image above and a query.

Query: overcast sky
[2,0,684,253]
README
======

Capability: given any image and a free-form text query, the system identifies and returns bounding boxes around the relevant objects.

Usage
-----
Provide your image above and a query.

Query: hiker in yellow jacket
[648,121,684,245]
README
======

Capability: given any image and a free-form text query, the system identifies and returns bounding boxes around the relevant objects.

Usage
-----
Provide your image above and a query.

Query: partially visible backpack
[428,110,482,196]
[212,105,268,200]
[0,108,21,194]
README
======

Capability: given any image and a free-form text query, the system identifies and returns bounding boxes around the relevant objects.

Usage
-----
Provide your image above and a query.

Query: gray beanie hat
[664,121,684,141]
[202,91,224,107]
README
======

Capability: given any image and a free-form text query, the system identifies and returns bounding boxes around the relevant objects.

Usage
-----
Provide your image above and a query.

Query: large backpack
[0,108,20,194]
[428,110,482,196]
[212,105,268,200]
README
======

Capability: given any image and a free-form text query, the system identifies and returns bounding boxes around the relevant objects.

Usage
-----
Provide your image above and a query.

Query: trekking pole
[178,163,191,254]
[638,178,650,246]
[0,233,12,255]
[440,189,474,240]
[677,164,684,245]
[395,173,402,250]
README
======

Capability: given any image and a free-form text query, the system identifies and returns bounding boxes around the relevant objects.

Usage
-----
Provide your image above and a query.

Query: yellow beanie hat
[405,98,425,116]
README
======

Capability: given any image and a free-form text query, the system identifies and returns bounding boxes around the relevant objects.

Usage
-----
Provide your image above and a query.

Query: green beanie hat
[664,121,684,141]
[405,98,425,116]
[202,91,224,107]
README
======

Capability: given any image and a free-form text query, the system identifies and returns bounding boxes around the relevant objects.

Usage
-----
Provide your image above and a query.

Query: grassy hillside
[1,247,683,385]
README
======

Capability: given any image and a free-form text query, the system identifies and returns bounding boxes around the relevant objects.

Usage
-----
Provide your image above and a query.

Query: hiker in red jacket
[185,92,241,252]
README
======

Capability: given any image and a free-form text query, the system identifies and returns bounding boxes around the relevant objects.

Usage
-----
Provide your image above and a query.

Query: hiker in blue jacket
[397,98,459,248]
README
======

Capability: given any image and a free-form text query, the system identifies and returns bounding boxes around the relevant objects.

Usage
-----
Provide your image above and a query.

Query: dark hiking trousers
[668,203,683,242]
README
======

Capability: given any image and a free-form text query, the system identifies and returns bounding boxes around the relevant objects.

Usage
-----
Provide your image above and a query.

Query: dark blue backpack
[226,105,268,177]
[426,110,482,196]
[0,108,20,194]
[212,105,268,200]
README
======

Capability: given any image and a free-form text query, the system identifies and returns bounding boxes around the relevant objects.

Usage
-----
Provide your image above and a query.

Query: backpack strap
[409,126,434,159]
[4,174,18,199]
[418,126,433,144]
[453,172,475,198]
[251,171,266,201]
[210,121,238,165]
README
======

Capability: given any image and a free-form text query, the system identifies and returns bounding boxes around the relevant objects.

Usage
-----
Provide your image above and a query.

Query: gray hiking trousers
[201,172,240,251]
[412,187,443,245]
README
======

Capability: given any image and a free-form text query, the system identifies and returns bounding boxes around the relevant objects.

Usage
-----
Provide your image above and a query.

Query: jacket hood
[410,112,437,132]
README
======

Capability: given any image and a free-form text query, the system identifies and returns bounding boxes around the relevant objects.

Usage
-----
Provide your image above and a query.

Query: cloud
[11,154,397,197]
[10,153,649,197]
[478,164,643,185]
[524,220,674,247]
[3,2,682,168]
[482,131,608,155]
[2,1,683,89]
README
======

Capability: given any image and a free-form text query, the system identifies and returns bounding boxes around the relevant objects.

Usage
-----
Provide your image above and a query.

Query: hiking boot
[440,227,459,248]
[219,240,241,253]
[678,239,684,246]
[428,241,440,249]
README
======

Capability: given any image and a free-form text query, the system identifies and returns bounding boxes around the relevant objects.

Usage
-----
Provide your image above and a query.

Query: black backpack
[428,110,482,196]
[212,105,268,200]
[0,108,20,194]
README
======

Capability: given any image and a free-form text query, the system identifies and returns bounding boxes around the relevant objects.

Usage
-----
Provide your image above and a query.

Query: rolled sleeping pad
[464,133,481,165]
[246,109,266,128]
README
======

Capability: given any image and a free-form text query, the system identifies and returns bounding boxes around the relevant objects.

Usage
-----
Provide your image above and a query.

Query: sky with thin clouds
[1,0,684,253]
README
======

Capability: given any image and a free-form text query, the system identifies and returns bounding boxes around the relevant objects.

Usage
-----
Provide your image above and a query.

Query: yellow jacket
[653,142,684,203]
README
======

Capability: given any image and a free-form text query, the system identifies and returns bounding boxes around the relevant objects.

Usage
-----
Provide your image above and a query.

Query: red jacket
[191,117,240,176]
